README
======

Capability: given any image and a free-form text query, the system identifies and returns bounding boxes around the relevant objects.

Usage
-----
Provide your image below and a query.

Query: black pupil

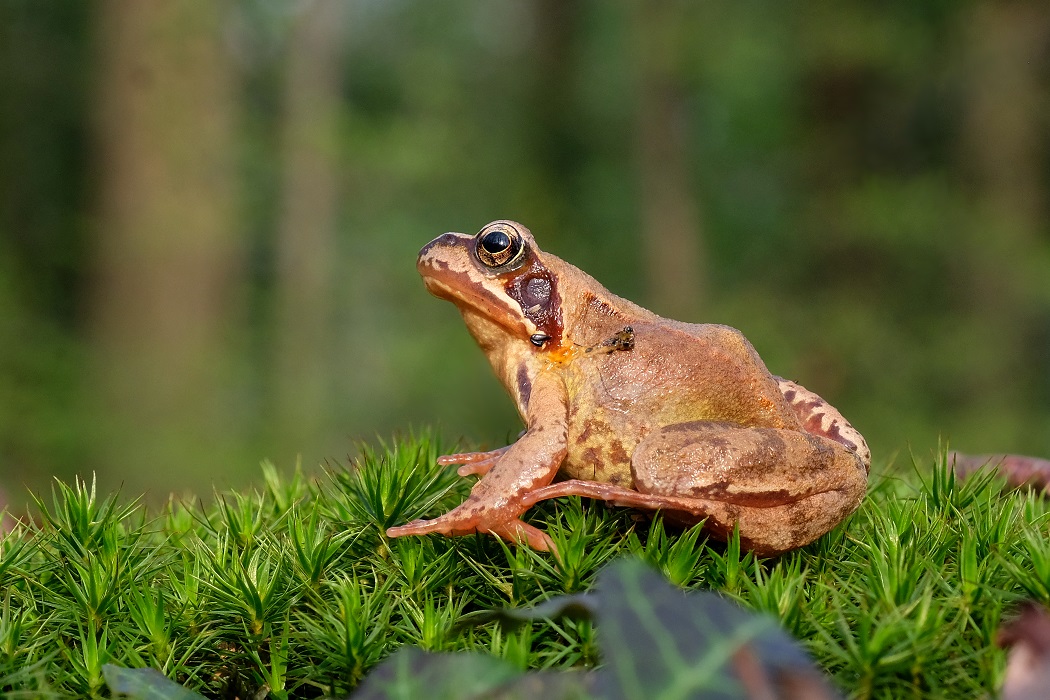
[481,231,511,254]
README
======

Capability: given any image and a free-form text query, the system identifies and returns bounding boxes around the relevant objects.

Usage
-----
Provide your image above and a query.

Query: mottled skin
[387,221,870,555]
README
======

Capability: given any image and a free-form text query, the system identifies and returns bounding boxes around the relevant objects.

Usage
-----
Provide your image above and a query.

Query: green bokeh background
[1,1,1048,506]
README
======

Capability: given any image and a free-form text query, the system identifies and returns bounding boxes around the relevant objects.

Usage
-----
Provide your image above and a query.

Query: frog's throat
[456,303,535,354]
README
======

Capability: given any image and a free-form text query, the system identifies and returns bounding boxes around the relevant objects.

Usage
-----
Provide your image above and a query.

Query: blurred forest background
[1,0,1049,505]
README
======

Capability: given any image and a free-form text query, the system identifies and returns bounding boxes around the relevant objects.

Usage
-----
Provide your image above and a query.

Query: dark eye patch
[523,276,551,307]
[503,262,563,347]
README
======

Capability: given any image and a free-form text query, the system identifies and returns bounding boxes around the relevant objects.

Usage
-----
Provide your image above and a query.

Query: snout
[417,232,460,262]
[416,232,475,302]
[417,232,470,274]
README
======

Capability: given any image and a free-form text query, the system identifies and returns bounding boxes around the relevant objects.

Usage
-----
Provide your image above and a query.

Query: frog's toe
[457,457,501,477]
[437,453,472,466]
[386,520,429,538]
[386,518,457,538]
[486,519,556,553]
[389,514,555,555]
[437,446,510,467]
[387,511,486,539]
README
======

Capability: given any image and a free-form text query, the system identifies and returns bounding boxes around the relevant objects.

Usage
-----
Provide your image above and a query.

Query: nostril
[418,232,460,260]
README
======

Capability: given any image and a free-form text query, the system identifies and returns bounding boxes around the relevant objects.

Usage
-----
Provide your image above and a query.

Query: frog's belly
[562,404,641,488]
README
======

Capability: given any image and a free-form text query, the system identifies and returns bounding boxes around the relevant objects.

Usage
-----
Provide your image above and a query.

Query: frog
[386,220,870,555]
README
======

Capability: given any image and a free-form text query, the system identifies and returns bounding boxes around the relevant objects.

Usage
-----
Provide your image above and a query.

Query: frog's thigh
[632,421,867,553]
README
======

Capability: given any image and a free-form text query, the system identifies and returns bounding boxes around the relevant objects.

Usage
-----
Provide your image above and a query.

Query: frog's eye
[476,227,524,268]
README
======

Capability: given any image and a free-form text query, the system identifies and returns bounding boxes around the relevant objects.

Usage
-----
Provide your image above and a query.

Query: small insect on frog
[387,221,870,555]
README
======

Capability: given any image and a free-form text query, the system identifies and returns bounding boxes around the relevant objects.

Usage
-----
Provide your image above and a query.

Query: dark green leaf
[103,665,206,700]
[364,558,838,700]
[590,558,839,699]
[453,593,596,633]
[351,648,522,700]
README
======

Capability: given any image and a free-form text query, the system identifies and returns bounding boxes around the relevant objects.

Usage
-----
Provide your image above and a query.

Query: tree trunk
[957,0,1050,446]
[90,0,241,492]
[632,0,706,320]
[526,0,580,236]
[960,3,1049,365]
[272,1,347,456]
[962,2,1047,236]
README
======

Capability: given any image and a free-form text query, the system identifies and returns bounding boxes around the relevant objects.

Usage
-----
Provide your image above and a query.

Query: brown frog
[386,221,870,555]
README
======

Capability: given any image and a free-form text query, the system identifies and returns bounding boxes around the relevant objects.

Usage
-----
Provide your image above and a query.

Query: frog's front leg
[523,422,867,555]
[386,371,568,550]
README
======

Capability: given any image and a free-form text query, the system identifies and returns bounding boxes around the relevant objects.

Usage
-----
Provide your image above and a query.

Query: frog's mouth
[422,272,532,338]
[418,248,533,340]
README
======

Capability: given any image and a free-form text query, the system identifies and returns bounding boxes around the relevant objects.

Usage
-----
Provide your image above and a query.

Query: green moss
[0,433,1042,698]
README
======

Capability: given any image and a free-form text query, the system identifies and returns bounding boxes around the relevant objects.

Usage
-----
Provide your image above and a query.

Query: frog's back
[617,319,796,428]
[550,258,800,431]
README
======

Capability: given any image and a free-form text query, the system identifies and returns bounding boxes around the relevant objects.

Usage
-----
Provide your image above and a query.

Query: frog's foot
[387,512,554,552]
[437,446,511,477]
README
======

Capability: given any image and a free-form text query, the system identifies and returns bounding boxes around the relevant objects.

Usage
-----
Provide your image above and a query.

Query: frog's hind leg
[635,422,866,553]
[776,377,871,472]
[523,422,867,555]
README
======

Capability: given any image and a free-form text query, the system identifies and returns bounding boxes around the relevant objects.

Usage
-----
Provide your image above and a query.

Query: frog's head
[417,221,565,357]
